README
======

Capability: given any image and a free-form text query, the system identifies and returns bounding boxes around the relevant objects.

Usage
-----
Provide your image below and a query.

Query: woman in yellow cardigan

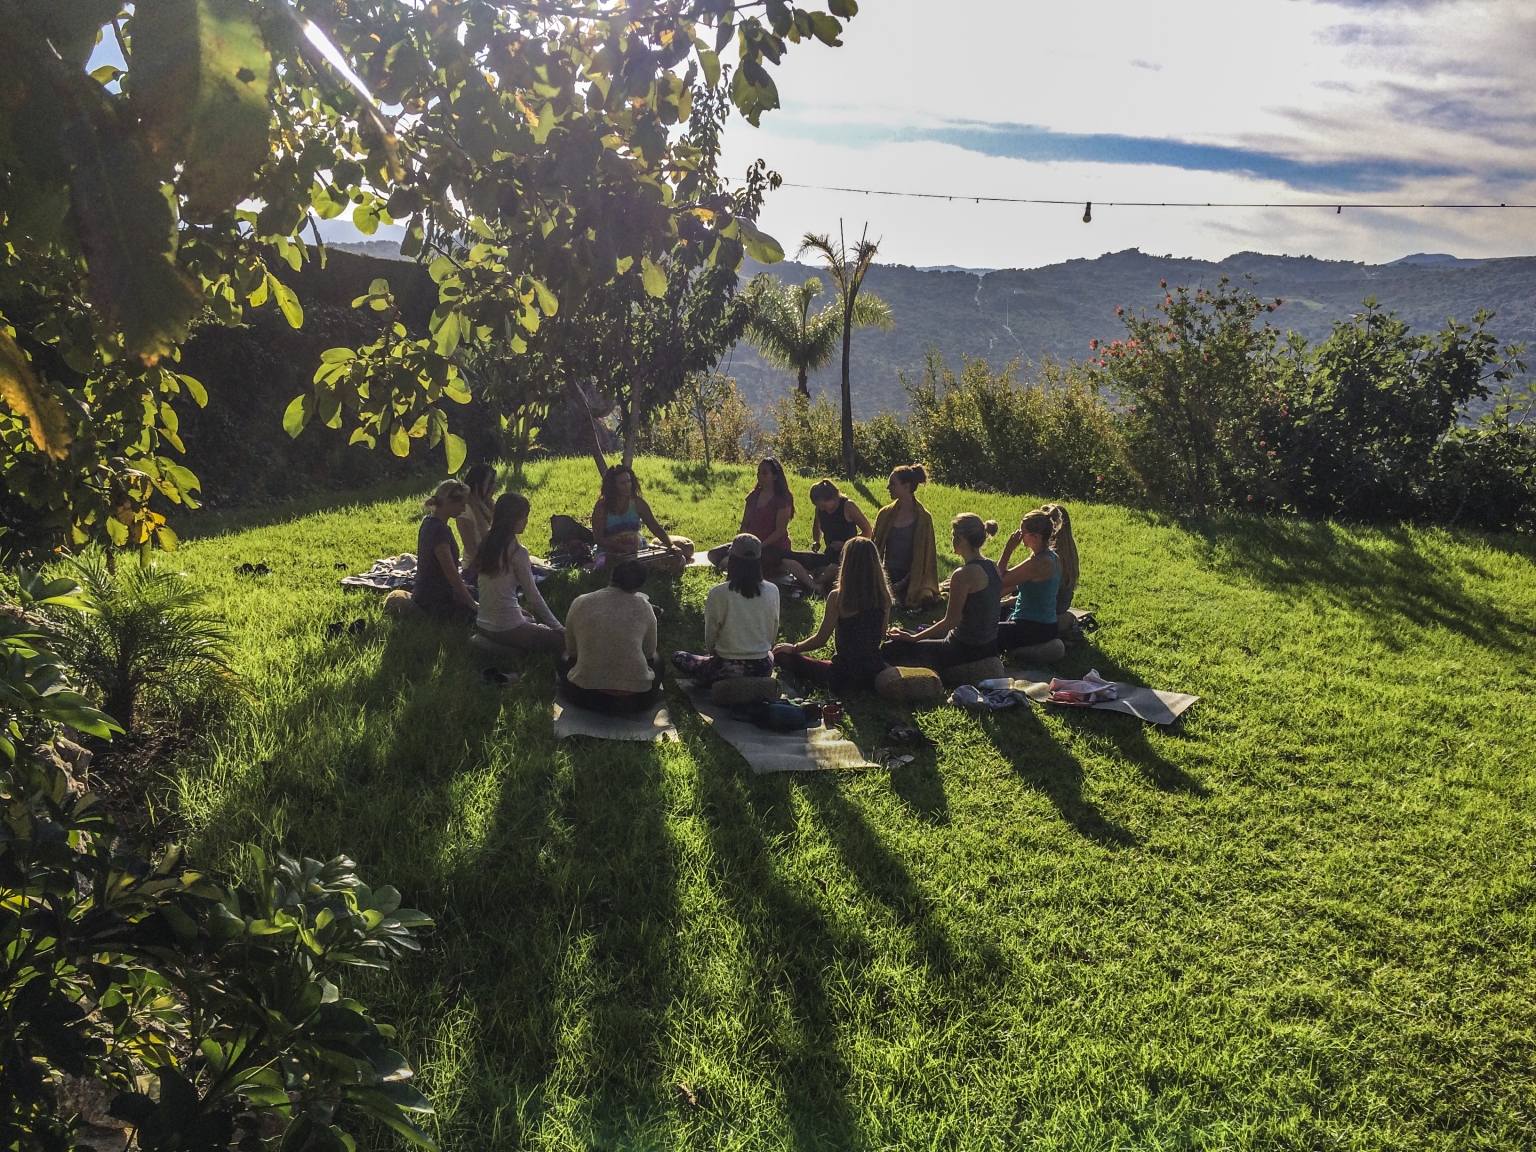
[871,464,940,608]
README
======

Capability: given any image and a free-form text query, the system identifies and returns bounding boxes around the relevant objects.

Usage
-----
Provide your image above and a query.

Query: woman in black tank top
[809,479,872,591]
[774,537,891,692]
[880,513,1001,672]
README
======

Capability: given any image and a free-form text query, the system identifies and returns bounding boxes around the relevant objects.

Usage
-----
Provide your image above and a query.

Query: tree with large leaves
[743,272,892,396]
[799,225,881,477]
[0,0,859,555]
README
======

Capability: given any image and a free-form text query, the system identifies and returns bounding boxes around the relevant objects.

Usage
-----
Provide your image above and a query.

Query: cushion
[384,589,417,618]
[940,656,1006,688]
[1011,638,1066,665]
[875,664,945,704]
[710,675,782,705]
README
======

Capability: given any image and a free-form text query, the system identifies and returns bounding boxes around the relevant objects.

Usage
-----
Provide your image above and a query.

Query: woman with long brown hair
[871,463,939,608]
[590,463,683,569]
[773,537,891,693]
[471,492,565,651]
[708,458,818,592]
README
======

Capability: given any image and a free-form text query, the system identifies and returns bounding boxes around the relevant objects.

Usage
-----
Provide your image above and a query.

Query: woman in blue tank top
[591,464,683,566]
[996,506,1064,651]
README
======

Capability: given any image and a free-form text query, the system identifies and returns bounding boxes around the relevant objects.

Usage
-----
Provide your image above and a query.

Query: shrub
[765,391,844,474]
[905,351,1122,496]
[641,373,762,466]
[1091,277,1280,514]
[50,553,235,733]
[1,569,435,1152]
[855,410,916,478]
[1423,392,1536,532]
[1264,303,1525,523]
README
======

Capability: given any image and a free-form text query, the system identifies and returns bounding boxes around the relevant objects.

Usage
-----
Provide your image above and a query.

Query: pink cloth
[1047,669,1118,705]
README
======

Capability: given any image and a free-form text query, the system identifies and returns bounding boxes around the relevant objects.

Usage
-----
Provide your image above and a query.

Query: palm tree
[799,224,884,477]
[744,275,893,398]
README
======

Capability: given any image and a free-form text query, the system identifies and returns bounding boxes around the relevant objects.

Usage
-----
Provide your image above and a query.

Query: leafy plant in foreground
[50,551,234,733]
[1,569,434,1150]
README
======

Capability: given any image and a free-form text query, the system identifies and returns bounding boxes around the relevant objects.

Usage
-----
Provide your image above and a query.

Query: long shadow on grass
[677,719,873,1151]
[1189,515,1533,652]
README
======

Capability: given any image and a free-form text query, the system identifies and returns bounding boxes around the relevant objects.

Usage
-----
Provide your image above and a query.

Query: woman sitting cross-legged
[872,463,940,609]
[773,537,891,694]
[673,534,781,688]
[590,463,685,572]
[708,458,818,593]
[413,480,479,623]
[456,462,498,577]
[996,506,1067,652]
[880,514,1001,673]
[808,477,872,591]
[472,492,566,651]
[558,560,666,713]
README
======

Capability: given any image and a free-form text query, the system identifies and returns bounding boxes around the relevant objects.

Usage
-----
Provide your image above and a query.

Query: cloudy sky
[717,0,1536,269]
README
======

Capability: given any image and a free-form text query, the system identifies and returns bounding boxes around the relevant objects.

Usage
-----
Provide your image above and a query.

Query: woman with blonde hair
[996,504,1079,649]
[880,513,1000,672]
[773,537,891,693]
[472,492,565,651]
[871,464,939,608]
[413,479,478,621]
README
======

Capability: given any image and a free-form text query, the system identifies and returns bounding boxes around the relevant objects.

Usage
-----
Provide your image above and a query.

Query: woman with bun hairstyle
[774,537,891,693]
[871,464,940,608]
[880,514,1001,672]
[472,492,566,651]
[413,480,478,622]
[995,503,1081,651]
[808,477,871,591]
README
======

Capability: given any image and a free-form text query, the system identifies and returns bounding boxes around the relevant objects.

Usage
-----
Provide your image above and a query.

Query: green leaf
[0,327,72,459]
[808,12,844,45]
[354,202,380,235]
[641,257,668,298]
[735,219,784,264]
[179,373,208,406]
[445,432,466,473]
[130,0,273,221]
[532,279,558,317]
[282,393,313,438]
[698,49,721,89]
[389,423,410,456]
[271,276,304,328]
[829,0,859,16]
[59,86,202,363]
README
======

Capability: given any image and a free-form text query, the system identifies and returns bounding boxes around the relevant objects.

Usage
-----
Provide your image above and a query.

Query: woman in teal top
[996,506,1062,651]
[591,464,682,564]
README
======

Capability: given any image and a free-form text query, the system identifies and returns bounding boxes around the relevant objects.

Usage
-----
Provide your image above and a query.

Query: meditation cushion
[1010,638,1066,665]
[469,631,517,655]
[940,656,1006,688]
[875,665,945,704]
[710,675,783,706]
[384,589,417,618]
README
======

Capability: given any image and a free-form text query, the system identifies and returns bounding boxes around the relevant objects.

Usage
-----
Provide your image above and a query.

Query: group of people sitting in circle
[409,457,1079,713]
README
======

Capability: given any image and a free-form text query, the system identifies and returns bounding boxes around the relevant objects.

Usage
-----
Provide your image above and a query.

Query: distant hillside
[727,249,1536,418]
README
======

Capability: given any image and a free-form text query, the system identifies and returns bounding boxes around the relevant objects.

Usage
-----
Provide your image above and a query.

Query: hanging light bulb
[1082,202,1093,224]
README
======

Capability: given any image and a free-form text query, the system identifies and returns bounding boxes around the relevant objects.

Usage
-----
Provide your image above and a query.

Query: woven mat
[678,681,876,773]
[552,694,678,742]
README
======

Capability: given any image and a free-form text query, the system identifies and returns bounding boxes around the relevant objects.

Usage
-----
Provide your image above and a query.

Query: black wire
[780,182,1536,211]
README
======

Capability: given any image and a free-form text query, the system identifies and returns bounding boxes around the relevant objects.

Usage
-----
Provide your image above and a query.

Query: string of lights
[779,181,1536,218]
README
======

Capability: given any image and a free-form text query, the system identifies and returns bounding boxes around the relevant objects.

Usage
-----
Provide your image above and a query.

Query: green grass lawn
[166,456,1536,1150]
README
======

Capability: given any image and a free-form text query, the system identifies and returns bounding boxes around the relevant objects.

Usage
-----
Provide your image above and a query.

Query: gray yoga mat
[552,695,678,742]
[1007,670,1199,726]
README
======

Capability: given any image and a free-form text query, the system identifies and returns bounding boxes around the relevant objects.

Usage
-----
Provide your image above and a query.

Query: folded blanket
[341,553,417,592]
[1046,670,1118,705]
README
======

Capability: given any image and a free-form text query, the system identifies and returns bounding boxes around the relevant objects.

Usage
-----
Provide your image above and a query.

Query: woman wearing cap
[773,537,890,693]
[871,464,940,608]
[472,492,565,651]
[709,459,818,593]
[880,513,1001,672]
[559,559,665,713]
[413,479,478,622]
[672,533,781,688]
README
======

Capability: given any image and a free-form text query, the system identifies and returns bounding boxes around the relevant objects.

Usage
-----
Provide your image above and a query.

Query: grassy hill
[162,457,1536,1149]
[730,250,1536,419]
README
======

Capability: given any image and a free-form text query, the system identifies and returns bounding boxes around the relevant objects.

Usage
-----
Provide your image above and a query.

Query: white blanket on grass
[552,695,678,742]
[1003,668,1199,725]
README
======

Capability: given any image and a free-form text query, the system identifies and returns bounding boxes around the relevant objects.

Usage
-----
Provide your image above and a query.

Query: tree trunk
[622,376,641,469]
[572,380,609,480]
[840,305,855,479]
[797,366,808,396]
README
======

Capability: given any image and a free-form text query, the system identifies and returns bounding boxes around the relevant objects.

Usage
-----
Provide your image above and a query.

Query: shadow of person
[1049,709,1209,797]
[978,710,1139,848]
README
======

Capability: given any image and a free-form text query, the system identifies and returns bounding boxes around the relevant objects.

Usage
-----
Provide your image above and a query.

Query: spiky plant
[52,553,234,733]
